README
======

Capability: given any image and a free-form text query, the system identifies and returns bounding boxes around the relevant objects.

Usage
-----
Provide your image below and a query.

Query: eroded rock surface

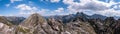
[0,13,120,34]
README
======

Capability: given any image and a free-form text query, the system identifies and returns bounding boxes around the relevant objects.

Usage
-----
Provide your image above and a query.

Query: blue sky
[0,0,120,17]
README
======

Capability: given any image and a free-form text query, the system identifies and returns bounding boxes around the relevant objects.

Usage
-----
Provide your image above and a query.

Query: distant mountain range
[3,12,119,25]
[46,12,108,23]
[0,12,120,34]
[5,16,25,25]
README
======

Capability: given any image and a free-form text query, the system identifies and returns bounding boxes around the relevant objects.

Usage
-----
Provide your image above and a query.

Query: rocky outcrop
[66,20,96,34]
[87,17,119,34]
[15,13,53,34]
[14,13,96,34]
[114,19,120,34]
[1,12,120,34]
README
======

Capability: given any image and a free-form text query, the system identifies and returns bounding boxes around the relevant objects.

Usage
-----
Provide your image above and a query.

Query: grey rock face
[14,13,96,34]
[1,13,120,34]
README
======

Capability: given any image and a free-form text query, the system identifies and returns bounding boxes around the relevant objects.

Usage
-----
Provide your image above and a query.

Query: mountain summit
[16,13,60,34]
[14,13,96,34]
[20,13,47,27]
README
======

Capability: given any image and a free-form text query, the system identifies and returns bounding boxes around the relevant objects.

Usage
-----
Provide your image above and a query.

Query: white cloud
[63,0,74,5]
[15,4,37,11]
[50,0,60,3]
[37,8,66,16]
[38,9,61,16]
[15,5,64,16]
[55,7,64,13]
[63,0,120,17]
[95,9,120,17]
[15,4,38,17]
[17,10,37,17]
[38,9,65,16]
[38,9,49,15]
[19,11,36,15]
[5,4,10,7]
[8,14,14,16]
[15,4,56,16]
[63,0,109,12]
[10,0,23,3]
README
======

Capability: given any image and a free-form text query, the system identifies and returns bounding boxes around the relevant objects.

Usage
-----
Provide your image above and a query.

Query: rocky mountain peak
[20,13,47,27]
[76,12,86,16]
[1,12,120,34]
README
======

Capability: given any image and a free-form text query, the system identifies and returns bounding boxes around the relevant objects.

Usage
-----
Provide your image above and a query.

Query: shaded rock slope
[5,16,25,25]
[0,12,120,34]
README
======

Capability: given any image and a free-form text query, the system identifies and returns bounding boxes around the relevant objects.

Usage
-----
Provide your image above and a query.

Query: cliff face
[87,17,119,34]
[0,13,120,34]
[14,13,96,34]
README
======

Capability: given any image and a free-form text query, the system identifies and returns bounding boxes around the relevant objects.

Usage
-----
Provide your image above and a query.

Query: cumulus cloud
[55,7,64,13]
[15,4,37,11]
[10,0,23,3]
[63,0,74,5]
[63,0,109,12]
[11,0,120,17]
[15,4,38,17]
[37,8,66,16]
[15,4,60,16]
[38,9,49,16]
[96,9,120,17]
[63,0,120,17]
[50,0,60,3]
[15,4,64,16]
[38,8,65,16]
